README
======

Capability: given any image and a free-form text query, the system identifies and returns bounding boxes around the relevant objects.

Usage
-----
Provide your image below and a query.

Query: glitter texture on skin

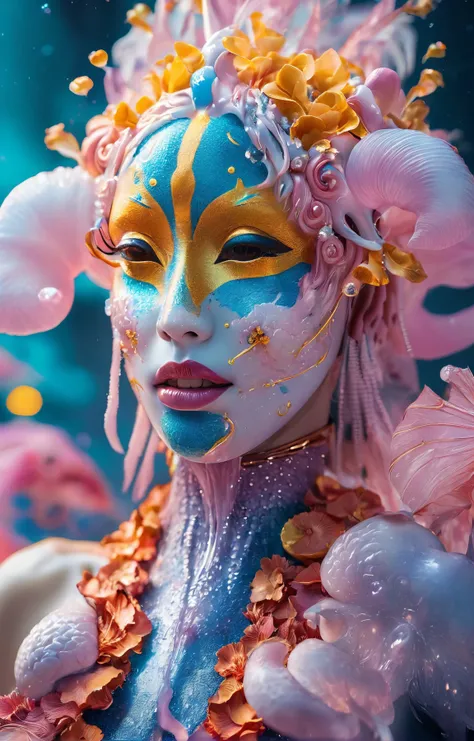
[90,444,329,739]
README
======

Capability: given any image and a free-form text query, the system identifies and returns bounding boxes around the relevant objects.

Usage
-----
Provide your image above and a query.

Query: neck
[160,428,332,577]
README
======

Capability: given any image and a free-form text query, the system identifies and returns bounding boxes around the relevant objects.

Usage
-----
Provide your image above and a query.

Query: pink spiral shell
[81,115,121,178]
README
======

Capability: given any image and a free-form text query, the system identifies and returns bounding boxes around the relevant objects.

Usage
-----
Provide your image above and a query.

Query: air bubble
[38,287,62,303]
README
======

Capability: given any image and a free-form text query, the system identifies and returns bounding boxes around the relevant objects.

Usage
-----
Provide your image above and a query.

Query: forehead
[130,113,268,230]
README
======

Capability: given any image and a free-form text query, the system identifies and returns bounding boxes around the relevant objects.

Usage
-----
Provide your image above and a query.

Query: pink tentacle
[132,429,159,502]
[123,404,151,492]
[104,333,124,454]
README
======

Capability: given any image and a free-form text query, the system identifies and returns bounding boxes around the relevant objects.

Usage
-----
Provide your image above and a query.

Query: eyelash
[109,235,291,265]
[215,235,292,264]
[118,238,162,264]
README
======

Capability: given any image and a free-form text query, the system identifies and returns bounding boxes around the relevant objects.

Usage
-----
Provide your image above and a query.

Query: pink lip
[154,361,231,411]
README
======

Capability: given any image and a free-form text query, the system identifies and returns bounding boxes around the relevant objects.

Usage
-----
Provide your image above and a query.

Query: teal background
[0,0,472,544]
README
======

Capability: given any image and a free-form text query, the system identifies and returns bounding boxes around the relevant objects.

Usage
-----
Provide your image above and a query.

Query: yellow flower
[136,96,154,114]
[234,54,277,87]
[143,69,163,100]
[113,102,139,129]
[161,42,204,93]
[69,76,93,96]
[290,90,360,150]
[262,64,310,121]
[310,49,351,93]
[44,123,81,162]
[250,11,285,56]
[88,49,108,68]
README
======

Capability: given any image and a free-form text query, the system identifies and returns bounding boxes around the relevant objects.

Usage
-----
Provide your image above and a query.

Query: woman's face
[108,112,347,461]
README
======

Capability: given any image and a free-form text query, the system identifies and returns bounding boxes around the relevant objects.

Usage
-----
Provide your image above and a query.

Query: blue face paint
[161,409,228,457]
[190,114,267,233]
[135,118,191,234]
[122,274,159,316]
[210,263,310,317]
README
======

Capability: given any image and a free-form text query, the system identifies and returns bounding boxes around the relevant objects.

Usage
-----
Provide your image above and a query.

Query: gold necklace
[241,424,334,467]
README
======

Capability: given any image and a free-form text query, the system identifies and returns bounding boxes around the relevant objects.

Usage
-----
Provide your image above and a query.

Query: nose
[157,303,213,345]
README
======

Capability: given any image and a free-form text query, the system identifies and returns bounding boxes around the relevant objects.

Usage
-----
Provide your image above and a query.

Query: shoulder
[0,538,106,695]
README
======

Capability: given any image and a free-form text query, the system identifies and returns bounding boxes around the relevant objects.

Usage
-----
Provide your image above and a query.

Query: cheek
[210,264,311,318]
[120,273,160,318]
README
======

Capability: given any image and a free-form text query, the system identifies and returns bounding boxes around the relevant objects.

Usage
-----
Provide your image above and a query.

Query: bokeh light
[6,386,43,416]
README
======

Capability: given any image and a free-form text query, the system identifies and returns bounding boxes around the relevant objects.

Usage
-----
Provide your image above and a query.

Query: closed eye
[215,234,292,264]
[118,237,162,264]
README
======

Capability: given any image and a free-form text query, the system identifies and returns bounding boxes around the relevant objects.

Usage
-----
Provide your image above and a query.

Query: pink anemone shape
[390,365,474,552]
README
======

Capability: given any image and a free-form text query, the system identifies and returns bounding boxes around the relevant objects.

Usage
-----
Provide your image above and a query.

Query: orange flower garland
[0,484,169,741]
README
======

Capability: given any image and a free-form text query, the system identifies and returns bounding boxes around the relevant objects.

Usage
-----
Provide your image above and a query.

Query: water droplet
[104,298,112,316]
[38,286,62,303]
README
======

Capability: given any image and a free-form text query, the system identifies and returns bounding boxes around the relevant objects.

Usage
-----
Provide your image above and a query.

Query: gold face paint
[107,113,313,309]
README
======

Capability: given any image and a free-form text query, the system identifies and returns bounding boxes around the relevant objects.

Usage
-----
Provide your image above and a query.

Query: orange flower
[314,475,384,522]
[95,592,152,660]
[113,102,139,129]
[136,95,154,114]
[88,49,108,68]
[159,42,205,93]
[241,614,275,652]
[58,665,125,710]
[205,678,264,741]
[406,68,444,105]
[250,12,285,56]
[81,560,149,600]
[250,554,298,602]
[143,69,163,101]
[0,692,35,721]
[293,562,322,585]
[61,717,104,741]
[69,76,93,96]
[422,41,446,64]
[310,49,351,94]
[291,90,360,150]
[215,642,248,681]
[223,13,285,60]
[262,64,310,120]
[281,510,344,561]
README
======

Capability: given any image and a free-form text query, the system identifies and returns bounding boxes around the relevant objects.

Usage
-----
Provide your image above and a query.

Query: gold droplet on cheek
[224,322,230,329]
[228,166,235,174]
[149,178,157,187]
